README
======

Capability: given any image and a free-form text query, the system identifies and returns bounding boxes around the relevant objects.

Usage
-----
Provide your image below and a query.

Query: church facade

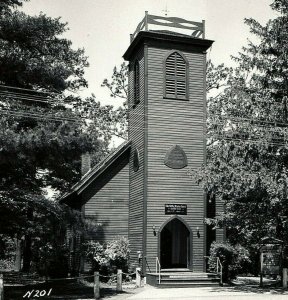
[62,13,223,274]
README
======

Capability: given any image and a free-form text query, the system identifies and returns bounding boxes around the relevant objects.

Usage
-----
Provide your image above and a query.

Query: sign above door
[165,204,187,215]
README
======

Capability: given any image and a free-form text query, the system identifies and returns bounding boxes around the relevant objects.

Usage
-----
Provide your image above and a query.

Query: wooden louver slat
[165,52,187,99]
[134,60,140,105]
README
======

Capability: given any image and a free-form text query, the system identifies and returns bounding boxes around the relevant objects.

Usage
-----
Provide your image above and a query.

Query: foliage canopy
[194,0,288,249]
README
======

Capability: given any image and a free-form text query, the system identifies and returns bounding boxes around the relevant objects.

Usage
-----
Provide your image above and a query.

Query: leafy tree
[208,242,252,281]
[101,62,128,140]
[194,0,288,250]
[101,62,128,102]
[0,0,115,272]
[85,236,130,277]
[0,0,88,91]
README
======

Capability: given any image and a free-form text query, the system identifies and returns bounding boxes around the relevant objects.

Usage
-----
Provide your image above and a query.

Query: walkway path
[126,285,288,300]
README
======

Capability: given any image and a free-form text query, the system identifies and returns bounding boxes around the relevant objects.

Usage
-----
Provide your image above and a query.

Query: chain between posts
[1,269,140,300]
[122,272,136,276]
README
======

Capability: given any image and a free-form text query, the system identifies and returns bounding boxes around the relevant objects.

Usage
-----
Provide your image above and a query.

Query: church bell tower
[123,12,214,273]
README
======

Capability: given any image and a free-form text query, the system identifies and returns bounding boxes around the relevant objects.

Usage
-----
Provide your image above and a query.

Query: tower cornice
[123,30,213,61]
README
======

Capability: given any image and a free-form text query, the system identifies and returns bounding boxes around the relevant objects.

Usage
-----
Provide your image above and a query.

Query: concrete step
[161,277,220,282]
[148,272,219,278]
[161,268,193,272]
[155,281,221,288]
[146,271,221,288]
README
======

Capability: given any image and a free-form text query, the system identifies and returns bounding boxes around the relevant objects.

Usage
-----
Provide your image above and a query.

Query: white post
[283,268,287,289]
[145,11,149,31]
[202,20,205,39]
[136,267,141,287]
[116,269,122,292]
[94,271,100,299]
[0,274,3,300]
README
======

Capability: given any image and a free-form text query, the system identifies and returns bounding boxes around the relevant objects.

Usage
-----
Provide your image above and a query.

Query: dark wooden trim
[157,215,193,270]
[148,40,210,54]
[163,97,189,101]
[123,31,213,61]
[143,43,148,274]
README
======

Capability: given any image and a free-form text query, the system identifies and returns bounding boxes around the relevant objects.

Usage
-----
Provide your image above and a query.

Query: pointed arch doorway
[159,217,192,269]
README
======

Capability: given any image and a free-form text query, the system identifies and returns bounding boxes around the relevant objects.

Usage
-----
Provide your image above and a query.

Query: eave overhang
[123,30,214,61]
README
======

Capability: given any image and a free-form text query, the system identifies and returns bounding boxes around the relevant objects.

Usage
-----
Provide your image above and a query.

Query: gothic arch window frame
[163,50,189,100]
[157,215,193,269]
[133,59,140,107]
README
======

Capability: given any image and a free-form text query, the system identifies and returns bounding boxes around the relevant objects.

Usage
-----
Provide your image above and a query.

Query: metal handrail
[144,256,151,273]
[216,257,223,286]
[155,257,161,284]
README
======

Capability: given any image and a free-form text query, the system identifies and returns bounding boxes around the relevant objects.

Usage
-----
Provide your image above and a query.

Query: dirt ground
[4,276,286,300]
[4,280,145,300]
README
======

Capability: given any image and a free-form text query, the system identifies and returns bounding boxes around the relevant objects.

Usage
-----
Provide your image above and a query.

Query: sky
[22,0,277,107]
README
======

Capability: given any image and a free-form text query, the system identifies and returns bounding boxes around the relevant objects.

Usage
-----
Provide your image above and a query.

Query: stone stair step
[161,277,220,282]
[156,282,220,288]
[146,271,221,288]
[161,268,192,272]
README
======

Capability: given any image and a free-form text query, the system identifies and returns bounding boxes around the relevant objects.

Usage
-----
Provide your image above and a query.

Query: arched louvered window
[134,60,140,106]
[164,51,188,100]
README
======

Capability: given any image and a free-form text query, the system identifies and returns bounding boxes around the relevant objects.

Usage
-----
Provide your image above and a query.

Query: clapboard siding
[83,151,129,242]
[145,45,206,272]
[128,45,145,267]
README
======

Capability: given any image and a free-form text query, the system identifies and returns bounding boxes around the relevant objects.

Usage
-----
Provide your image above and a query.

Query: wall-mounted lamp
[152,225,157,236]
[196,227,200,238]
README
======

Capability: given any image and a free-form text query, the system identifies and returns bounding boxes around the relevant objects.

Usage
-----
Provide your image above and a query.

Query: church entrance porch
[159,217,191,269]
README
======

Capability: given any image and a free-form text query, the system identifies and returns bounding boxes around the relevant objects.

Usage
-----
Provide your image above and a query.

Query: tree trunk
[14,237,22,271]
[22,235,32,272]
[22,207,33,273]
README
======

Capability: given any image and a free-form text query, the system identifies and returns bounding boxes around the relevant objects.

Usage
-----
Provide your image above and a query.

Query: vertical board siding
[128,46,145,268]
[146,46,206,272]
[83,152,129,243]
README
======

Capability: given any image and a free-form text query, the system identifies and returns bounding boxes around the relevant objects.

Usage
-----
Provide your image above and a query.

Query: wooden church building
[62,12,223,275]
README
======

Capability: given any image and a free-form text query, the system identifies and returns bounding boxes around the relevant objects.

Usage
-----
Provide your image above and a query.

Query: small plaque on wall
[164,145,188,169]
[165,204,187,215]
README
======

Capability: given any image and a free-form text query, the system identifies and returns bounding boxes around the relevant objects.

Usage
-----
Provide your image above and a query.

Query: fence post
[136,268,141,287]
[260,274,263,287]
[283,268,287,289]
[0,274,3,300]
[94,271,100,299]
[116,269,122,292]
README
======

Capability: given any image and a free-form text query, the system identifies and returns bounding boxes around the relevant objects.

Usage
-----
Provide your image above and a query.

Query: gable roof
[60,140,131,205]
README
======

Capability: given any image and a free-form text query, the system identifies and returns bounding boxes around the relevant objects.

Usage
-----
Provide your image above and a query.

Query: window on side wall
[133,60,140,107]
